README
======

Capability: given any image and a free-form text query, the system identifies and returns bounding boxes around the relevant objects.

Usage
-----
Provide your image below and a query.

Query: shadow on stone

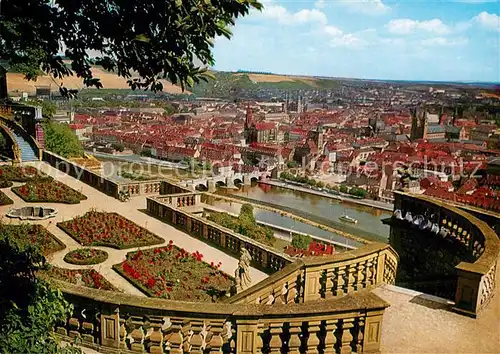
[409,293,454,311]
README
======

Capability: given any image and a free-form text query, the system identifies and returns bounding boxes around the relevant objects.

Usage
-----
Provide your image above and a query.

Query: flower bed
[113,241,233,302]
[0,190,13,205]
[58,211,164,249]
[44,266,116,291]
[64,248,109,265]
[0,179,13,188]
[12,179,87,204]
[0,223,65,255]
[0,165,45,182]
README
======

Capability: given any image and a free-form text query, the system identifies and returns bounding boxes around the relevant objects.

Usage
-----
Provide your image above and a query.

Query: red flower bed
[12,179,87,204]
[0,223,65,255]
[114,241,233,302]
[0,165,44,182]
[64,248,108,265]
[0,190,13,205]
[44,266,116,291]
[58,211,164,249]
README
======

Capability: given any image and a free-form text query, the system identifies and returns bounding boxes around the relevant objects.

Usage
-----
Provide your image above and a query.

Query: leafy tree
[291,233,312,250]
[287,161,298,168]
[339,185,349,194]
[0,224,80,354]
[162,103,178,116]
[42,121,84,158]
[140,148,153,158]
[239,204,256,224]
[1,0,262,96]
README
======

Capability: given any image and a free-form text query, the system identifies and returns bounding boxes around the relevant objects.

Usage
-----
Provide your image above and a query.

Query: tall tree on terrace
[0,0,262,96]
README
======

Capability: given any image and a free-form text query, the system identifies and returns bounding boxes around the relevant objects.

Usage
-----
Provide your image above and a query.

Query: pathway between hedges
[0,162,267,296]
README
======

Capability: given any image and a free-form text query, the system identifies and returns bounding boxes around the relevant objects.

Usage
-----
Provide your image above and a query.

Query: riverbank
[204,192,373,245]
[261,180,394,212]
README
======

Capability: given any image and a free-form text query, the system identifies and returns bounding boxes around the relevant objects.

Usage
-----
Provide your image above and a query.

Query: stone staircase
[11,127,38,162]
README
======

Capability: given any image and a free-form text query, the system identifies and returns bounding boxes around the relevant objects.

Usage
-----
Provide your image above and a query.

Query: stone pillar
[303,269,322,302]
[362,309,384,353]
[226,177,235,189]
[243,175,252,186]
[235,320,260,354]
[453,264,482,317]
[208,180,217,193]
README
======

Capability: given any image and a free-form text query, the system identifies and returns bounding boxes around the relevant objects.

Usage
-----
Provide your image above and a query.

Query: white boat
[339,213,358,224]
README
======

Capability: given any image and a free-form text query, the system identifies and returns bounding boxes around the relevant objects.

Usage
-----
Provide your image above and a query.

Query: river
[214,182,391,243]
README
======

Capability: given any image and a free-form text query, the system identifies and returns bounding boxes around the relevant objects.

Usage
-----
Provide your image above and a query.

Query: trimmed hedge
[63,248,109,265]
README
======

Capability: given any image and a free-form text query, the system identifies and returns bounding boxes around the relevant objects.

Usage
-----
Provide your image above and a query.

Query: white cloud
[260,2,327,25]
[341,0,390,16]
[420,37,468,47]
[387,18,450,35]
[330,34,366,48]
[324,25,343,37]
[472,11,500,31]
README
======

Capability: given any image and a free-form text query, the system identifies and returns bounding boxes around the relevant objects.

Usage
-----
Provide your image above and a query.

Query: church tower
[244,103,257,145]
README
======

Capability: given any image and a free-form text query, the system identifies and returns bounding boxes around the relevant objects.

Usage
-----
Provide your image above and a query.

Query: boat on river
[339,213,358,224]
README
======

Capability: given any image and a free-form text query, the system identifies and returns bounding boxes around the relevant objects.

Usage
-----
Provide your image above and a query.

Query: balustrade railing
[53,280,388,354]
[228,243,398,305]
[391,192,499,317]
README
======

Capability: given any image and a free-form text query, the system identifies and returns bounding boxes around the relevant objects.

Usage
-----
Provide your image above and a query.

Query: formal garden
[12,178,87,204]
[0,190,13,205]
[58,211,164,249]
[0,223,66,256]
[44,266,116,291]
[63,248,109,265]
[113,240,233,302]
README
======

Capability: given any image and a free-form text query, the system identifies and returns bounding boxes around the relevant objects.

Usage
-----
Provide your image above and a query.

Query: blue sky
[213,0,500,82]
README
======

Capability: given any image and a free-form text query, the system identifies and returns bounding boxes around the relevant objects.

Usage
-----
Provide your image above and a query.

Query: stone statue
[235,246,252,293]
[75,273,84,287]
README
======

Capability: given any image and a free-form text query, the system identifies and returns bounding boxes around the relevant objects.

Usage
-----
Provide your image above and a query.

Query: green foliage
[111,143,124,152]
[42,122,83,158]
[0,224,80,354]
[291,233,312,250]
[140,149,154,157]
[348,187,368,198]
[339,185,349,194]
[286,161,298,168]
[207,204,275,247]
[1,0,262,95]
[163,103,178,115]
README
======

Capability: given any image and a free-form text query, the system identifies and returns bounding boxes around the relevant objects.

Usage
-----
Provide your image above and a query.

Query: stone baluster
[346,264,355,293]
[189,320,205,353]
[306,321,321,354]
[167,318,184,354]
[130,321,145,352]
[356,261,365,290]
[149,317,164,354]
[268,322,283,354]
[323,319,338,354]
[334,267,345,296]
[208,320,225,354]
[325,269,334,298]
[68,317,80,339]
[288,322,302,354]
[354,317,365,353]
[182,321,192,352]
[339,318,354,354]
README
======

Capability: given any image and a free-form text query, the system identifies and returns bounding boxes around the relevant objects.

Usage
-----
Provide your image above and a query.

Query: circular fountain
[6,206,58,220]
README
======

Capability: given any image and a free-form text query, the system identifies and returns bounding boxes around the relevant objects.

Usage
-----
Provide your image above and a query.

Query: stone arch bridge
[184,171,268,192]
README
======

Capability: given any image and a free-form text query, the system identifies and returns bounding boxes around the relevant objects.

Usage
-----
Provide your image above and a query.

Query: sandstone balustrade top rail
[392,191,499,318]
[50,278,389,354]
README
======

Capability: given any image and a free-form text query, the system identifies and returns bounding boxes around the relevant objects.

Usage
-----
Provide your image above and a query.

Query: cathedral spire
[245,103,253,127]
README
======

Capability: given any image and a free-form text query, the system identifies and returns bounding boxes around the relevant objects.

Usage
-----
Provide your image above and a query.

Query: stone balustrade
[390,191,499,317]
[228,243,398,305]
[52,279,388,354]
[120,180,162,196]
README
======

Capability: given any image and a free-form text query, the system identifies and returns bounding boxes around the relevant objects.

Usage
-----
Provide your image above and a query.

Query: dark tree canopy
[1,0,262,95]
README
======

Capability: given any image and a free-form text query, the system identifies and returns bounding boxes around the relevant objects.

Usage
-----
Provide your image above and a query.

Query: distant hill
[6,67,187,95]
[191,71,341,97]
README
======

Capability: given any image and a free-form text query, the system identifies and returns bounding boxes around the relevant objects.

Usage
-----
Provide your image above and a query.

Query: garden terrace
[12,179,87,204]
[63,248,108,265]
[386,191,499,317]
[58,211,164,249]
[0,224,65,256]
[44,267,116,291]
[0,190,13,205]
[113,241,233,302]
[52,278,388,353]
